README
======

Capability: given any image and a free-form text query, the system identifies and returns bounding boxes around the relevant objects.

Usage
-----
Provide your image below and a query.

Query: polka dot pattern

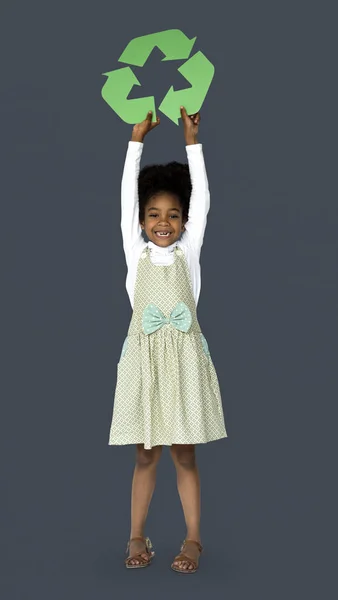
[108,246,227,450]
[142,301,192,335]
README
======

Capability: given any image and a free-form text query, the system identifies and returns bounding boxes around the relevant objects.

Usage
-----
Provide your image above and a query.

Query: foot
[126,538,151,566]
[172,539,202,572]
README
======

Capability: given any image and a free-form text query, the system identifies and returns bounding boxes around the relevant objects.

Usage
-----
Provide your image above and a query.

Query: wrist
[131,134,144,143]
[185,135,198,145]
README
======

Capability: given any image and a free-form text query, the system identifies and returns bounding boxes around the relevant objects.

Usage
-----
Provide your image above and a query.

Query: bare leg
[170,444,202,571]
[127,444,162,565]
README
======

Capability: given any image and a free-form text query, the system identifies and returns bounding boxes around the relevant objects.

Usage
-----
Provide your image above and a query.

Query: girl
[108,107,227,573]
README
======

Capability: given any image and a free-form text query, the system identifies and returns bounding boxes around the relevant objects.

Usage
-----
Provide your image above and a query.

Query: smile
[155,231,172,237]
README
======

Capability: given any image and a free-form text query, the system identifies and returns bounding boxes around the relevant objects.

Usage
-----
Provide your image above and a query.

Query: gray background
[1,0,337,598]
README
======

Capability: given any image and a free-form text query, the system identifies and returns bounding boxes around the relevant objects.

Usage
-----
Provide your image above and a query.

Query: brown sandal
[125,536,155,569]
[171,539,203,574]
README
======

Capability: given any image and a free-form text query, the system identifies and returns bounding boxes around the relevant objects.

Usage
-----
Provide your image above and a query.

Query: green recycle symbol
[101,29,214,125]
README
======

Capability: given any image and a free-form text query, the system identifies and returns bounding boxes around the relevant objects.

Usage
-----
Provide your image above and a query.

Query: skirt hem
[108,432,227,449]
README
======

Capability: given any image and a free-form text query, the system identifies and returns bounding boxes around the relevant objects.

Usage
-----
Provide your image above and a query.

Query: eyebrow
[147,207,180,212]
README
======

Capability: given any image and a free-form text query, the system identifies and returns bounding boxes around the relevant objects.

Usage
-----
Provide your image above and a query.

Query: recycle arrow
[101,29,215,125]
[118,29,196,67]
[158,51,215,125]
[101,67,156,124]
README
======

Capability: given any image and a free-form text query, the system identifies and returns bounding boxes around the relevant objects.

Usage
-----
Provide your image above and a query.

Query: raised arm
[120,111,160,264]
[120,141,143,262]
[180,107,210,254]
[184,143,210,253]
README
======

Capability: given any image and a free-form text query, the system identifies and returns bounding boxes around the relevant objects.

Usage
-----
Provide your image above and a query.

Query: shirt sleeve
[182,143,210,254]
[120,141,144,265]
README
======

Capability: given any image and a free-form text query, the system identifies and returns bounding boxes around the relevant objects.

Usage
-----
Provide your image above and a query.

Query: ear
[140,221,144,230]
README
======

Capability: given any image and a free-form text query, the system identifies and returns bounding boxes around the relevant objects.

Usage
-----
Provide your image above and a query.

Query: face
[140,193,185,247]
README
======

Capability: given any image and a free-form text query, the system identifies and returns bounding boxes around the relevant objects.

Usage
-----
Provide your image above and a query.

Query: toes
[173,559,193,571]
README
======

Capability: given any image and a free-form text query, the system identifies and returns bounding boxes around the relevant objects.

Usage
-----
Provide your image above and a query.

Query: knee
[136,444,162,468]
[170,445,196,469]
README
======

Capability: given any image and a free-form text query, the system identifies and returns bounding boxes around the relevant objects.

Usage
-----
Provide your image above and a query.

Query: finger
[180,106,187,117]
[146,110,153,121]
[151,116,160,128]
[188,112,199,123]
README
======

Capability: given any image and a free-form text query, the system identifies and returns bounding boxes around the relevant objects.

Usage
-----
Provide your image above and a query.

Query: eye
[149,213,158,218]
[170,215,179,218]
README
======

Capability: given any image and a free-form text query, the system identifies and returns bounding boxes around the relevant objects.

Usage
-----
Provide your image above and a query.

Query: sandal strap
[126,536,153,554]
[182,539,203,553]
[173,552,198,569]
[125,552,150,565]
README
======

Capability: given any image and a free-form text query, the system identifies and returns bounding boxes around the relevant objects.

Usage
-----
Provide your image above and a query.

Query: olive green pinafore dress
[108,245,227,450]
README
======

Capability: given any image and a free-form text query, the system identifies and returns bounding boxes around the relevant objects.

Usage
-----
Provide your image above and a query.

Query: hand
[131,111,160,142]
[180,106,200,145]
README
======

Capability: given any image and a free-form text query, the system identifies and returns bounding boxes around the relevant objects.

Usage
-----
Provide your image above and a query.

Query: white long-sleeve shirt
[121,141,210,309]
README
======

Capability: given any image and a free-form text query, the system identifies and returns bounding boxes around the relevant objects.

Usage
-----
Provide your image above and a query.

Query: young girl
[108,107,227,573]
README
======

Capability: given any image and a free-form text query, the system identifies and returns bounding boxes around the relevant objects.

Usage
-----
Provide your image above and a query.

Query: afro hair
[138,161,192,223]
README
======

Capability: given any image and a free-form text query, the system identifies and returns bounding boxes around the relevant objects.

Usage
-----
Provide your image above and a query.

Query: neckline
[146,245,179,267]
[147,240,178,255]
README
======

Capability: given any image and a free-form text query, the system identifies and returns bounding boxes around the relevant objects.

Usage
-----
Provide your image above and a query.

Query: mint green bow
[142,301,192,335]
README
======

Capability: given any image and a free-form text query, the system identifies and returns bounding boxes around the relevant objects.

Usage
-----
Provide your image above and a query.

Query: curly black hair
[138,162,192,223]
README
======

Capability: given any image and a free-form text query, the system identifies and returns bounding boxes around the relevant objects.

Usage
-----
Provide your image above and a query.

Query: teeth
[156,232,170,236]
